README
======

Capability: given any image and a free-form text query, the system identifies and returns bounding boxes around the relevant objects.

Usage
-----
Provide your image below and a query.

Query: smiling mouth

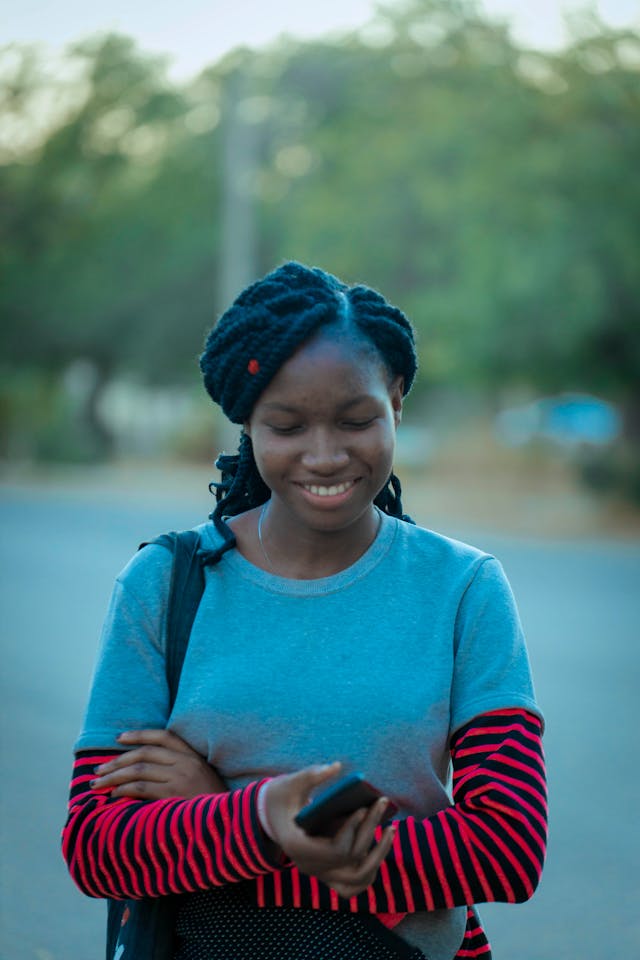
[300,479,356,498]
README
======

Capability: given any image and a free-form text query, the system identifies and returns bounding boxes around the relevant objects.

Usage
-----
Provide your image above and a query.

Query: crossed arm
[64,737,394,900]
[62,708,546,913]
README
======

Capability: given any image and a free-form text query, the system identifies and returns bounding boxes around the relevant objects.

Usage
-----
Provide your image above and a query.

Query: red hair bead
[247,358,260,375]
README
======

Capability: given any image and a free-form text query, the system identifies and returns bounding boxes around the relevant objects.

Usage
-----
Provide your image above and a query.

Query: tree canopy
[2,0,639,457]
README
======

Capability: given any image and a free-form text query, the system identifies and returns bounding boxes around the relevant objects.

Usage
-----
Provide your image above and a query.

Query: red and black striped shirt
[62,708,546,957]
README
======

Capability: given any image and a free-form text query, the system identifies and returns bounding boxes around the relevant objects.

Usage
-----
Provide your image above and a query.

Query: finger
[330,806,369,853]
[91,762,170,790]
[330,795,387,857]
[94,746,177,775]
[328,821,396,883]
[351,823,396,882]
[322,839,396,899]
[375,823,396,862]
[293,761,342,797]
[117,729,195,754]
[350,797,391,859]
[277,762,342,814]
[109,779,174,800]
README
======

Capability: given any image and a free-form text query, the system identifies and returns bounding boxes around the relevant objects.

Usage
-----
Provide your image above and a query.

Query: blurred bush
[579,443,640,503]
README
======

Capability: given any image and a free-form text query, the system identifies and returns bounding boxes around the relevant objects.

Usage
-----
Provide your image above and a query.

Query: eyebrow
[262,395,375,414]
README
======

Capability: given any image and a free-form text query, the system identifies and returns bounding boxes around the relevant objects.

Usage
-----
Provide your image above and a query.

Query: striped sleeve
[256,708,547,914]
[455,907,492,959]
[61,751,284,900]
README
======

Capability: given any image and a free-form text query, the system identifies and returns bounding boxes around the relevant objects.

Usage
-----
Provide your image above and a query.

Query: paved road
[1,486,638,959]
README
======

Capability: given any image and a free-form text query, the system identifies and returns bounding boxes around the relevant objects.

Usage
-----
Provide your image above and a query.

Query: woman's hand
[90,729,226,800]
[262,763,396,899]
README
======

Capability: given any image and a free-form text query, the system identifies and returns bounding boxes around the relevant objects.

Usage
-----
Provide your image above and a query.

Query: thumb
[295,761,342,798]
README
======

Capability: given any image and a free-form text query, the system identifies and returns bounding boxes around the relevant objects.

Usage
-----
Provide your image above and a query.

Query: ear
[389,376,404,427]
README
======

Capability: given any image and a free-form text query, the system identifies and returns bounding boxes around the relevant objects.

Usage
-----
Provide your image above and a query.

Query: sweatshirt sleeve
[256,708,547,912]
[62,751,285,899]
[74,545,174,752]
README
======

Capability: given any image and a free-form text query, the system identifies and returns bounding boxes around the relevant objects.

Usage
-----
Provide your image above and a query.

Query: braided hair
[199,262,418,559]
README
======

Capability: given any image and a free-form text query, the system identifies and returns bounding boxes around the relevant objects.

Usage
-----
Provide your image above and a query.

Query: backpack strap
[106,530,206,960]
[139,529,205,708]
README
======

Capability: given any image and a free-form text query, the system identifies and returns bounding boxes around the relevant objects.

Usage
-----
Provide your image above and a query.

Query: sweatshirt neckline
[201,509,397,596]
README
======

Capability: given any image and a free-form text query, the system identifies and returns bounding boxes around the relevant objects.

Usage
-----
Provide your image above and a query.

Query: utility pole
[219,64,258,312]
[217,62,259,452]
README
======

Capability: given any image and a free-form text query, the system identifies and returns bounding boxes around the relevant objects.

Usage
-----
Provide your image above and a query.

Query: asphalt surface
[1,485,638,959]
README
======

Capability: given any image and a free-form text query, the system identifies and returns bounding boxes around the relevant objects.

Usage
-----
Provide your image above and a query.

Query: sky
[2,0,639,80]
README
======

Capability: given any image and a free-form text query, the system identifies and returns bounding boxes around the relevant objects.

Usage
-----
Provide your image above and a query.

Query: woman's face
[245,333,403,538]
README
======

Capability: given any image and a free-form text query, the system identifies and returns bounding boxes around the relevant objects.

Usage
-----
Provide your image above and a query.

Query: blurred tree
[1,36,221,456]
[1,1,639,463]
[551,27,640,439]
[253,0,639,430]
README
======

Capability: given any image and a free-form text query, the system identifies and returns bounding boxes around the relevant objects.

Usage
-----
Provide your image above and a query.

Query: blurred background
[1,1,639,958]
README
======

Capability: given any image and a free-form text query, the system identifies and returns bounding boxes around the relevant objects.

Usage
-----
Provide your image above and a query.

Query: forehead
[257,335,389,408]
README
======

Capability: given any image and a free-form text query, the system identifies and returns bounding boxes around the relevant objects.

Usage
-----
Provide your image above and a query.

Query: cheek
[251,433,291,477]
[360,422,397,470]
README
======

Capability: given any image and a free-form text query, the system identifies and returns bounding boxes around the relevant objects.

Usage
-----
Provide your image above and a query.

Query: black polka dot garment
[174,885,427,960]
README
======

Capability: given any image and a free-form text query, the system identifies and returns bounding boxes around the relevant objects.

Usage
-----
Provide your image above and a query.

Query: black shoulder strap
[106,530,205,960]
[139,529,205,708]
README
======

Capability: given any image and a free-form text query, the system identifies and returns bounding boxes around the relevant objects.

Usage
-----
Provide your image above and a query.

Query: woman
[63,262,547,959]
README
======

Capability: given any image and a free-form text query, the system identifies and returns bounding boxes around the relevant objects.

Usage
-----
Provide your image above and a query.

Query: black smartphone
[294,772,398,837]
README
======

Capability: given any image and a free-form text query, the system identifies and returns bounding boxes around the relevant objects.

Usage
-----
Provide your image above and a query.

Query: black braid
[210,432,270,518]
[200,261,418,533]
[374,473,415,525]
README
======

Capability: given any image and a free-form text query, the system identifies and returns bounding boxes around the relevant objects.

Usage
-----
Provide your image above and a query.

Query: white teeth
[305,481,353,497]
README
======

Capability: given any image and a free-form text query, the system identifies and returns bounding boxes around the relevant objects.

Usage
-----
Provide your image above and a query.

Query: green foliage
[1,36,221,385]
[1,0,639,463]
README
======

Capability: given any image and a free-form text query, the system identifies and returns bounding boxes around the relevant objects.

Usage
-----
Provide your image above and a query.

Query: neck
[257,500,381,579]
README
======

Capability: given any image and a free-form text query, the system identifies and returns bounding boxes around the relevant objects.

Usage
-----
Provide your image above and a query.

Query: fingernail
[90,779,99,788]
[94,765,104,774]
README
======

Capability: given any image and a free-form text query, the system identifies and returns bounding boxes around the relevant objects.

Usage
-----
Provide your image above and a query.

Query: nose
[300,427,349,475]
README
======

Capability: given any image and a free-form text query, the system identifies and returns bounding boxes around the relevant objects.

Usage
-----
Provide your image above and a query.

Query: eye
[268,424,302,435]
[342,417,376,430]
